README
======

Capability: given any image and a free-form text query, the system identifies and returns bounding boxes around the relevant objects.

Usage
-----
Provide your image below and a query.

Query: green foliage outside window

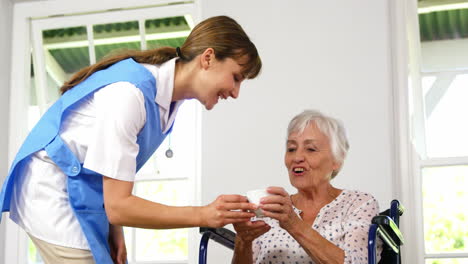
[423,166,468,264]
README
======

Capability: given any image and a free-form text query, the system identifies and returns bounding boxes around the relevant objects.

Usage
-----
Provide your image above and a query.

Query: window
[10,3,201,264]
[415,72,468,263]
[411,4,468,262]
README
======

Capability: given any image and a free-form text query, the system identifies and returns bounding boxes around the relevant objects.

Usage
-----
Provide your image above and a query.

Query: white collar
[142,58,184,133]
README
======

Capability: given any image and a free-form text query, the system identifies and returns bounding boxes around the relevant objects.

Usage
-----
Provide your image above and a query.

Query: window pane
[135,180,190,205]
[28,238,43,264]
[93,21,141,62]
[423,166,468,254]
[41,26,90,104]
[145,16,190,50]
[43,26,90,96]
[426,259,468,264]
[422,75,437,95]
[133,180,190,261]
[425,74,468,157]
[135,228,188,262]
[29,57,41,130]
[123,226,134,261]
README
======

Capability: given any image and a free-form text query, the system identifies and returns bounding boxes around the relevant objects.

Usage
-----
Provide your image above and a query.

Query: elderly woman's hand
[259,186,301,231]
[233,220,271,243]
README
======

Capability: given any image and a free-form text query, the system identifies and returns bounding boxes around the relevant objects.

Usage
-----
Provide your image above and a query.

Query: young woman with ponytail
[0,15,262,264]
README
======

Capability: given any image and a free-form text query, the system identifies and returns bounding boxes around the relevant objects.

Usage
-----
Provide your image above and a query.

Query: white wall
[200,0,395,262]
[0,0,13,260]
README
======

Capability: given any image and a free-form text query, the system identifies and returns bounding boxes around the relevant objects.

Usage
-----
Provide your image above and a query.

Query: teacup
[246,189,272,217]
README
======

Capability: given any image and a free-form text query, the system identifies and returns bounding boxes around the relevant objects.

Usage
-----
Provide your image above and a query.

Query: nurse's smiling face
[284,122,340,190]
[196,54,245,110]
[172,44,260,111]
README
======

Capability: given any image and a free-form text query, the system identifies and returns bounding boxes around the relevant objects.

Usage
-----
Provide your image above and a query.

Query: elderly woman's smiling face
[284,122,340,190]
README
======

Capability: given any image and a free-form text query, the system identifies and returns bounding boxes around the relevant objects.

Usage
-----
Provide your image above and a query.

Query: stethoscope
[154,135,173,175]
[165,134,173,158]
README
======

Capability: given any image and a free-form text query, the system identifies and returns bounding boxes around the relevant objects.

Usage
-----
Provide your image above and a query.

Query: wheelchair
[199,200,404,264]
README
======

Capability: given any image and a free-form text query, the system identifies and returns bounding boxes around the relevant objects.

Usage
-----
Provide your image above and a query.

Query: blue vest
[0,58,171,263]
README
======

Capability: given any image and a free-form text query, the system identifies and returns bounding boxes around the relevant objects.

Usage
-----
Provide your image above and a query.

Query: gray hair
[287,110,349,179]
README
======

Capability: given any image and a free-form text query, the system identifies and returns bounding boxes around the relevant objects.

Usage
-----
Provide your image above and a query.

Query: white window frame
[417,70,468,261]
[6,1,202,264]
[391,1,468,263]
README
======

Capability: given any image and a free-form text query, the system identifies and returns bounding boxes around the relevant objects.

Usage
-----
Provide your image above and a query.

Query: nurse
[0,15,261,264]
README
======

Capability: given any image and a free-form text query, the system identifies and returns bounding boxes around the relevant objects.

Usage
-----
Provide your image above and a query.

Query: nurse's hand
[201,195,257,228]
[109,224,127,264]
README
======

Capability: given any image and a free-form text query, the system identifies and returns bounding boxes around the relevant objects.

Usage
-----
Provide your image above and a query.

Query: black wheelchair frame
[368,200,405,264]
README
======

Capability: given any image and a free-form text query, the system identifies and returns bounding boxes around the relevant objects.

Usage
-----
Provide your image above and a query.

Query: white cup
[246,189,272,217]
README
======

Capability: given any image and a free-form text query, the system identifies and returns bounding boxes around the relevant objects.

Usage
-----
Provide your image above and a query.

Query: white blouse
[253,189,380,264]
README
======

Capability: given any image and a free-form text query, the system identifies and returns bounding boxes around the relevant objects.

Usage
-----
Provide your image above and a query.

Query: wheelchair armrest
[199,227,236,250]
[372,215,404,246]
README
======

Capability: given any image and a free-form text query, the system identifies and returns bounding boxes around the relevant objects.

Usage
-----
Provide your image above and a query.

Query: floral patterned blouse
[252,189,381,264]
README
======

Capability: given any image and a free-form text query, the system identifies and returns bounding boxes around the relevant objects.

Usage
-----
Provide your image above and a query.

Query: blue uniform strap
[44,135,81,176]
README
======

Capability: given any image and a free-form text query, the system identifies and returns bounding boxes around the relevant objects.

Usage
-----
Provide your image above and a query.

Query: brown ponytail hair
[60,15,261,95]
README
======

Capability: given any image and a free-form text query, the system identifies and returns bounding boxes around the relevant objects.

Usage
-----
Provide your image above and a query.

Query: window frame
[391,0,468,263]
[418,70,468,261]
[6,1,201,264]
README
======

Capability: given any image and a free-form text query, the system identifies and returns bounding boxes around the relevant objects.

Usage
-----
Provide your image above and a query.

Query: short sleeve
[341,193,380,264]
[83,82,146,181]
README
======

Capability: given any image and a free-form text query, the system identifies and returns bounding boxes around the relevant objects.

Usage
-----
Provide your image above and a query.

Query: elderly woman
[232,110,380,264]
